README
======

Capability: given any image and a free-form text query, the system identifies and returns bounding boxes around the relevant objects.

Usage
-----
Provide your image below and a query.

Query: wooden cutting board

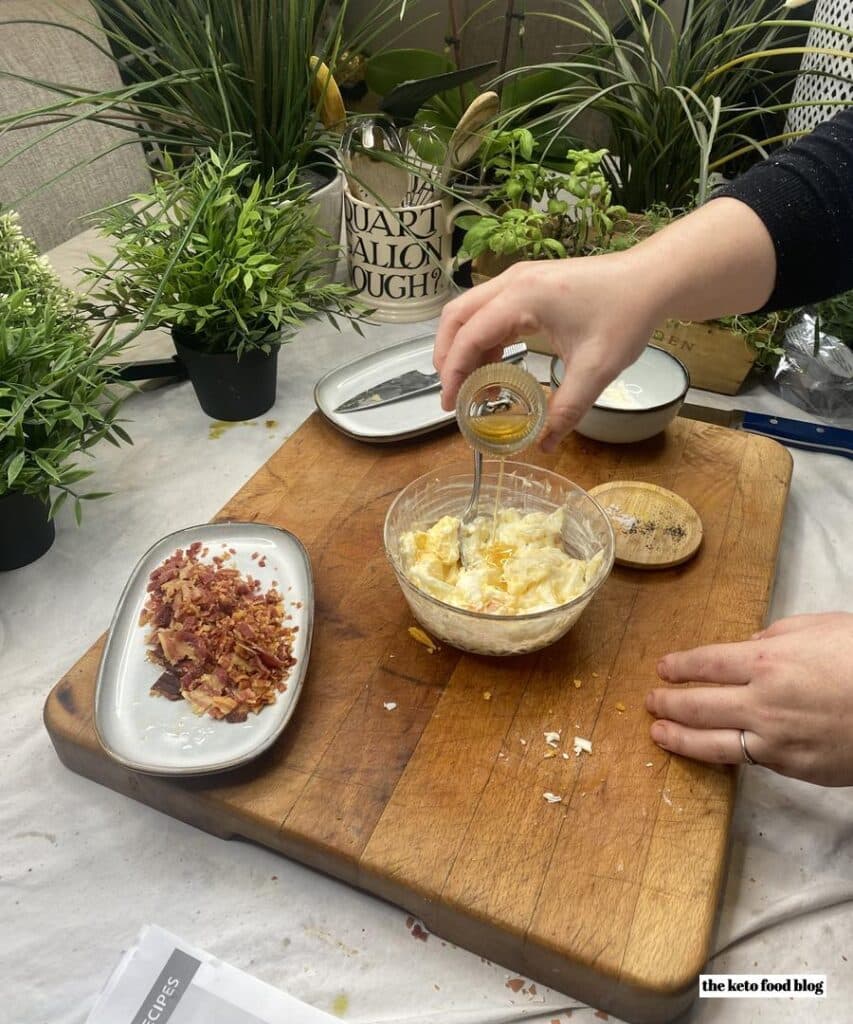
[44,413,792,1023]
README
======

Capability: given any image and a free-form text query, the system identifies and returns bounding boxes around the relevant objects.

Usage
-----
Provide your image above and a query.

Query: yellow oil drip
[489,456,506,549]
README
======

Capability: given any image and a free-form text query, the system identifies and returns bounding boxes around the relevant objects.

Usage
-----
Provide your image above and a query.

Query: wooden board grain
[44,413,792,1023]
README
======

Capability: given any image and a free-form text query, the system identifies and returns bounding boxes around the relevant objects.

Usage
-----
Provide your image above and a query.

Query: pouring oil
[455,362,547,549]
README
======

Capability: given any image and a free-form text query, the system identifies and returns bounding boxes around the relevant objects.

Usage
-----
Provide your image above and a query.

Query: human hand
[645,612,853,787]
[433,252,666,451]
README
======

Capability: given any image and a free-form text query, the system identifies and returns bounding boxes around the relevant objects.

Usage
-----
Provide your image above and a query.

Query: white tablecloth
[2,232,852,1024]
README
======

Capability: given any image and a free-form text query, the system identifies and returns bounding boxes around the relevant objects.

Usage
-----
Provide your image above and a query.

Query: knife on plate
[680,402,853,459]
[334,342,528,413]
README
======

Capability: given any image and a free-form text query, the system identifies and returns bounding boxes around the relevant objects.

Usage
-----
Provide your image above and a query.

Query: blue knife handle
[741,411,853,459]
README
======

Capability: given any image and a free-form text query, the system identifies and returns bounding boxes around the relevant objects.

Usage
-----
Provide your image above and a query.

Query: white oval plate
[313,333,455,443]
[94,522,313,776]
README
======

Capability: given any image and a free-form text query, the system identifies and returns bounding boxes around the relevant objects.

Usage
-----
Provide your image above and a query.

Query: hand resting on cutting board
[647,613,853,787]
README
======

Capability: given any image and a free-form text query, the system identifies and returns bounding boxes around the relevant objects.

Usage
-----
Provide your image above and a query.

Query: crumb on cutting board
[408,625,439,653]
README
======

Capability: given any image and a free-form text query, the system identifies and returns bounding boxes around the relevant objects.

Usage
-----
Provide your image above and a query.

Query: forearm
[620,197,777,325]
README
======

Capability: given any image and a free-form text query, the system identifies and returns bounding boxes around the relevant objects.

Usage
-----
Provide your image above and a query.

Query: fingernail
[650,722,667,744]
[750,630,764,640]
[644,691,655,712]
[657,660,669,680]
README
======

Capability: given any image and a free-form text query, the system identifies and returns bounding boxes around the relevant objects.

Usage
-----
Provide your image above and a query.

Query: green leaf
[6,451,25,488]
[50,490,68,520]
[365,49,454,99]
[33,454,61,482]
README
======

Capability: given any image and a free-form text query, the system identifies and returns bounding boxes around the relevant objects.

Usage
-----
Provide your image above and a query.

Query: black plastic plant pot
[0,490,55,571]
[172,327,279,421]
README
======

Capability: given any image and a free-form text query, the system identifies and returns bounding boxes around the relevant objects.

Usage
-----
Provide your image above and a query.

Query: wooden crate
[651,320,760,395]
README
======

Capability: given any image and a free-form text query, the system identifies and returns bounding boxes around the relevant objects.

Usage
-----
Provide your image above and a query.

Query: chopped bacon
[150,670,182,701]
[141,544,296,722]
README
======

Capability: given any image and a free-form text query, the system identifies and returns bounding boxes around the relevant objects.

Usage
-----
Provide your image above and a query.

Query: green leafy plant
[0,212,130,520]
[456,140,626,264]
[86,148,359,357]
[506,0,853,210]
[0,0,409,188]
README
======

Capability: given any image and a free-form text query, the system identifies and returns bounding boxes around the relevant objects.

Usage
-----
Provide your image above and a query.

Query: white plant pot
[306,170,344,282]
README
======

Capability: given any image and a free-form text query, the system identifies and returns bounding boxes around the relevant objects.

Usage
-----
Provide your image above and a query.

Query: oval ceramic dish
[94,522,313,776]
[551,345,689,443]
[314,333,454,443]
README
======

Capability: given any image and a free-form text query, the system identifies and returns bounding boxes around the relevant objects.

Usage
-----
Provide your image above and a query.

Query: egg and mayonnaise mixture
[400,508,603,615]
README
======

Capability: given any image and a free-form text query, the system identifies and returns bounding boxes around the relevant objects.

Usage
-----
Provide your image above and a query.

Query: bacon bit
[543,792,562,803]
[142,545,296,721]
[251,552,259,560]
[594,1012,609,1021]
[383,701,397,711]
[483,691,492,701]
[573,678,582,688]
[529,984,537,996]
[615,701,626,712]
[150,671,182,701]
[411,923,428,942]
[258,558,267,568]
[543,750,557,759]
[506,978,525,993]
[408,625,438,652]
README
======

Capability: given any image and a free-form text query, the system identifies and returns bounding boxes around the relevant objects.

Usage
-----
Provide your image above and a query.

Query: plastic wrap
[773,314,853,424]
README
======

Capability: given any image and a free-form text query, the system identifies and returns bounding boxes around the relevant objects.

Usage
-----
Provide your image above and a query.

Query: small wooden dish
[588,480,703,569]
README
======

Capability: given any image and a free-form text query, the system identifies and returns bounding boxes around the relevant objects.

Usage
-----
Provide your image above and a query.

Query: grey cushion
[0,0,151,251]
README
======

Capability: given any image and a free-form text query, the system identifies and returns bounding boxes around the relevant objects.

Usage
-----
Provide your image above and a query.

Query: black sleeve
[713,107,853,313]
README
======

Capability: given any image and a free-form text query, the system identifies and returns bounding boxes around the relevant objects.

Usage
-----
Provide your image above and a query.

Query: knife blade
[680,402,853,459]
[334,342,528,413]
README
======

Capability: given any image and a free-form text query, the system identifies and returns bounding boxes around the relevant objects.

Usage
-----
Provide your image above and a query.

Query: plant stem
[447,0,465,112]
[498,0,516,96]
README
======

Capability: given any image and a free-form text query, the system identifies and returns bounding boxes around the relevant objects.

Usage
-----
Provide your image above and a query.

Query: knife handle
[741,411,853,459]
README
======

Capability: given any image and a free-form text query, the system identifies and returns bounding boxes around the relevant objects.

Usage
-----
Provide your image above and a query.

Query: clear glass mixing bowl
[383,461,615,656]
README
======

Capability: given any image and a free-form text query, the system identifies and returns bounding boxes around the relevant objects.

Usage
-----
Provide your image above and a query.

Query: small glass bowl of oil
[456,362,546,457]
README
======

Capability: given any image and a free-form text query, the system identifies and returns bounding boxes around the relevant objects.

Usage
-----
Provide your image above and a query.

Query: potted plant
[514,0,853,211]
[87,148,359,421]
[0,212,130,571]
[455,137,627,278]
[0,1,413,258]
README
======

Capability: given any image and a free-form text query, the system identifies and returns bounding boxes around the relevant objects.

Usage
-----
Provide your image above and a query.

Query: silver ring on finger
[740,729,758,766]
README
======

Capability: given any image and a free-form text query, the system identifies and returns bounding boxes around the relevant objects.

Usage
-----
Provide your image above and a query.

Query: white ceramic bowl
[551,345,690,444]
[383,461,615,656]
